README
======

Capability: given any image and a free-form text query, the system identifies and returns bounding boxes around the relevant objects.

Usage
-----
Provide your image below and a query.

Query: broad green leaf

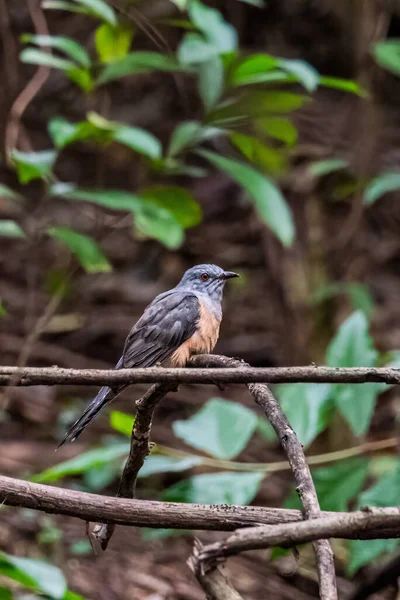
[135,204,184,249]
[210,91,307,124]
[168,121,223,156]
[20,48,76,71]
[255,117,298,146]
[364,172,400,205]
[231,132,285,174]
[284,459,369,512]
[53,187,144,211]
[277,383,333,448]
[198,55,224,112]
[0,220,25,238]
[139,455,203,477]
[173,398,258,459]
[74,0,116,26]
[0,184,18,199]
[232,69,296,87]
[0,552,67,599]
[279,58,319,92]
[10,149,57,183]
[110,410,134,436]
[326,311,379,435]
[139,185,202,228]
[21,34,91,67]
[112,124,162,159]
[230,53,278,85]
[48,227,112,273]
[348,539,399,576]
[177,34,217,64]
[198,149,294,246]
[163,472,264,505]
[372,40,400,77]
[49,117,90,148]
[97,52,186,85]
[95,23,134,63]
[256,417,277,442]
[188,0,237,53]
[309,158,348,177]
[319,76,365,96]
[33,443,129,483]
[83,461,119,491]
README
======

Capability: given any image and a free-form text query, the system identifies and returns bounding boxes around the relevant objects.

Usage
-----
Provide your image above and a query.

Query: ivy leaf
[173,398,258,459]
[21,34,91,68]
[326,311,379,436]
[10,149,57,183]
[364,172,400,205]
[95,23,134,63]
[277,383,333,448]
[198,149,294,246]
[48,227,112,273]
[188,0,237,53]
[163,472,264,505]
[0,220,25,238]
[97,52,186,85]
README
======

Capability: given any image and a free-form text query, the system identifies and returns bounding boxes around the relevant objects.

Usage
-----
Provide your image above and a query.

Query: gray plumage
[58,264,238,447]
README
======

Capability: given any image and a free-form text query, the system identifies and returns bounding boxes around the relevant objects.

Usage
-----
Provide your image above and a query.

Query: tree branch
[196,508,400,570]
[1,361,400,386]
[193,355,338,600]
[91,382,177,550]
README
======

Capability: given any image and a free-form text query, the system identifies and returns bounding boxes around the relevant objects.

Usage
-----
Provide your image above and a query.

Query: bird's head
[177,264,239,301]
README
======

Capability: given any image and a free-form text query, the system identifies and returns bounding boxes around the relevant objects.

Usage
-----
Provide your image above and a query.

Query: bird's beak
[221,271,239,280]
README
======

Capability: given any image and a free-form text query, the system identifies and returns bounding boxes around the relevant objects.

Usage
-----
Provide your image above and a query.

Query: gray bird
[59,264,238,446]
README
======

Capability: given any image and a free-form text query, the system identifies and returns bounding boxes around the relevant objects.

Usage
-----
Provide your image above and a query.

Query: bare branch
[91,382,176,550]
[1,361,400,387]
[193,355,338,600]
[197,508,400,569]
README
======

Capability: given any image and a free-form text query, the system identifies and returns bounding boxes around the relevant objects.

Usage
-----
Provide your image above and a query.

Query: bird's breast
[170,298,221,367]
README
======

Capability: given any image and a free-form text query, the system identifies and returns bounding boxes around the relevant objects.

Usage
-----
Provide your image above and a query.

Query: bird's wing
[122,292,200,368]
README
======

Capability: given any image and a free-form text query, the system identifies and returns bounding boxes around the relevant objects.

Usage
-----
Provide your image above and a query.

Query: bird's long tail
[57,358,125,448]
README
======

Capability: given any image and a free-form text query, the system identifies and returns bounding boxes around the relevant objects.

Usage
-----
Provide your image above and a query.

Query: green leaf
[198,55,224,112]
[83,461,119,491]
[95,23,134,63]
[134,204,184,249]
[0,220,25,238]
[20,48,76,71]
[140,185,202,228]
[10,149,57,183]
[67,67,94,92]
[168,121,223,156]
[255,117,297,146]
[42,0,89,14]
[326,311,379,435]
[97,52,186,85]
[279,58,319,92]
[48,227,112,273]
[0,184,18,199]
[312,282,375,318]
[231,132,285,174]
[372,40,400,77]
[112,124,162,159]
[139,455,203,477]
[198,149,294,246]
[173,398,258,459]
[33,443,129,483]
[348,539,399,576]
[230,53,278,85]
[0,552,67,599]
[256,417,277,442]
[277,383,333,448]
[177,34,217,64]
[364,172,400,205]
[0,299,7,318]
[0,587,12,600]
[21,34,91,67]
[163,472,264,505]
[285,459,368,512]
[319,76,365,96]
[237,0,265,5]
[309,158,348,177]
[73,0,116,26]
[188,0,237,53]
[110,410,134,436]
[210,91,307,124]
[53,187,144,211]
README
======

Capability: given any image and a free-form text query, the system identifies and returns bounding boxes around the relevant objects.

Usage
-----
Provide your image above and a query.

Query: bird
[58,264,238,447]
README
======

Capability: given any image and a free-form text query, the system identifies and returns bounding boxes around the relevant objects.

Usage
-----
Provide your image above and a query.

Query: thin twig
[192,355,338,600]
[196,508,400,570]
[0,475,398,539]
[91,382,177,550]
[1,361,400,386]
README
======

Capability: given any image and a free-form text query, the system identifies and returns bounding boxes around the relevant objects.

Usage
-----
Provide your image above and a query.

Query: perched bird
[58,264,238,447]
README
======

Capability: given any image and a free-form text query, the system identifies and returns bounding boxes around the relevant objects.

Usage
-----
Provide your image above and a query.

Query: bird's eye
[200,273,209,282]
